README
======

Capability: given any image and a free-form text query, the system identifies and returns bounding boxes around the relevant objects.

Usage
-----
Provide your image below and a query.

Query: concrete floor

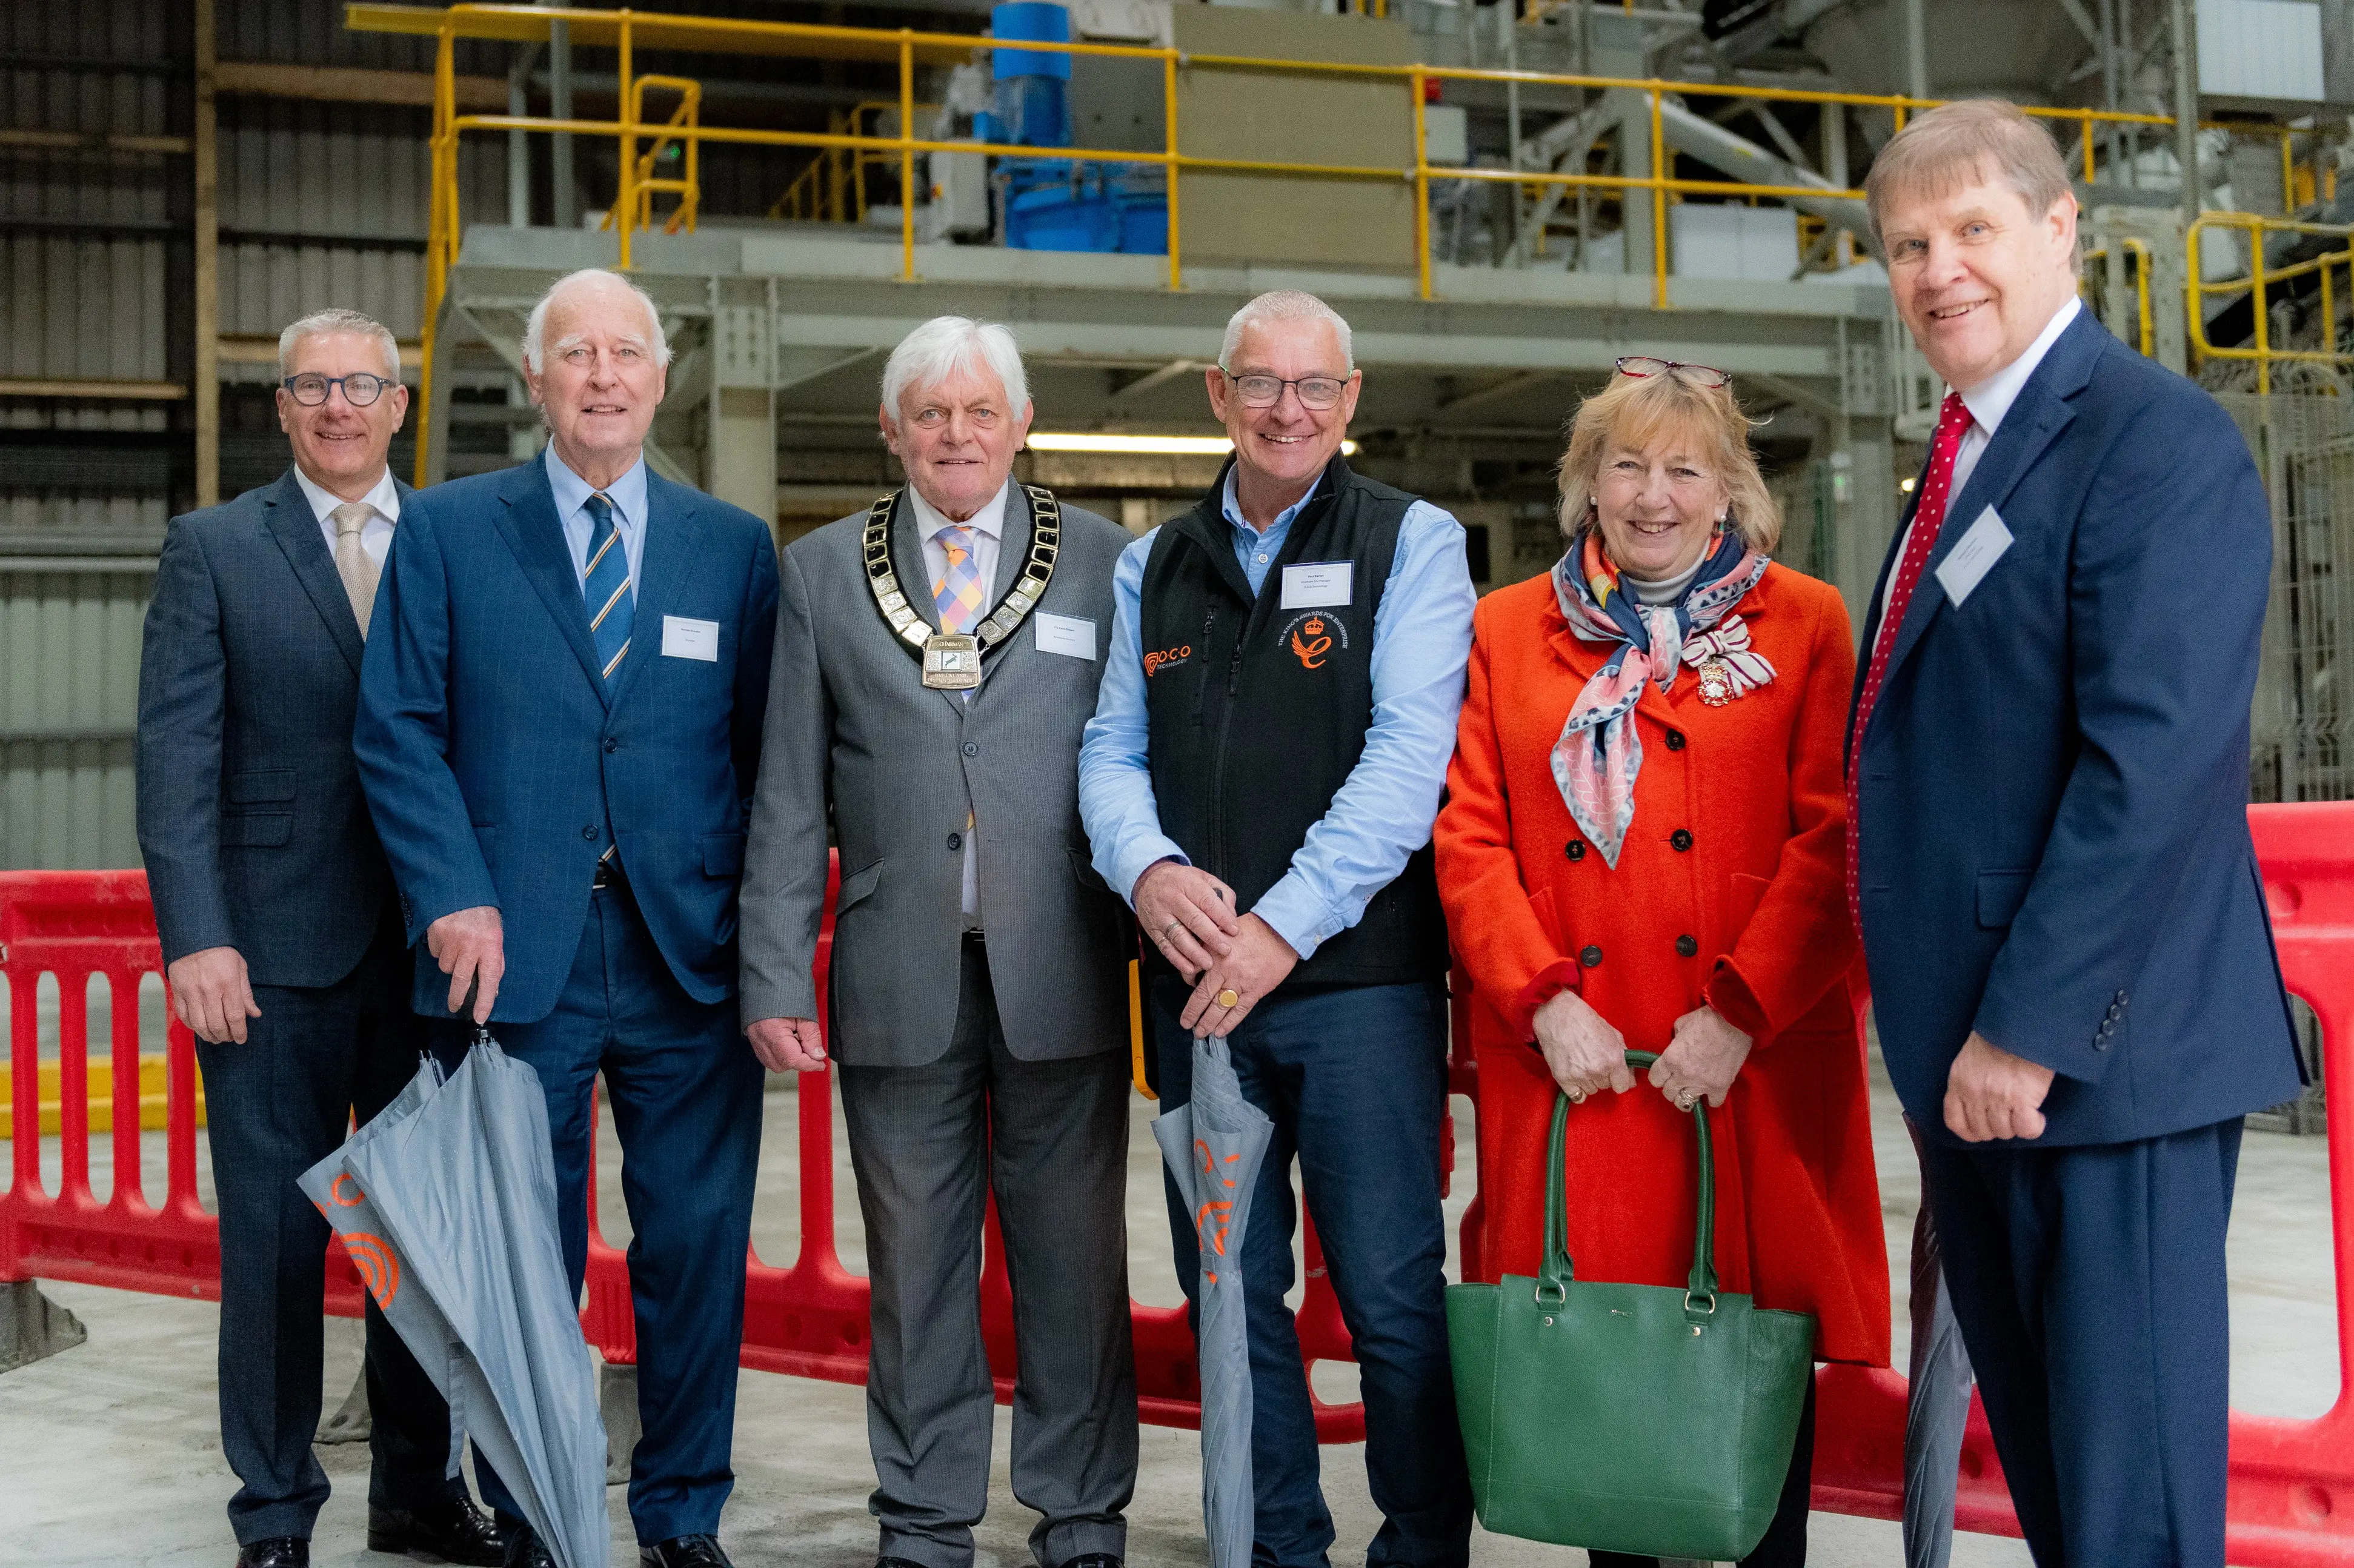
[0,1054,2336,1568]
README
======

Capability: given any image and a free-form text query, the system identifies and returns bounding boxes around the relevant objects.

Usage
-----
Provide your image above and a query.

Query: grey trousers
[837,934,1139,1568]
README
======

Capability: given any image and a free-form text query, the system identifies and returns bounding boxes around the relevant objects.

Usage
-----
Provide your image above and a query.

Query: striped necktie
[933,524,985,633]
[582,491,632,682]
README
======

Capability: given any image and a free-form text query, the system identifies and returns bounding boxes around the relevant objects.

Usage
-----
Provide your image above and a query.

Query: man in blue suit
[1850,101,2303,1566]
[356,268,780,1568]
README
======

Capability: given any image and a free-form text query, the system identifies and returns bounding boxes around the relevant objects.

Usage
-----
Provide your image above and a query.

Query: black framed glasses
[1220,370,1349,411]
[282,371,393,407]
[1615,357,1732,388]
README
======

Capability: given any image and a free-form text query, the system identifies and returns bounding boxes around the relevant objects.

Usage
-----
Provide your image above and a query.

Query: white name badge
[1034,611,1097,662]
[1934,506,2015,608]
[1280,562,1352,610]
[660,615,720,662]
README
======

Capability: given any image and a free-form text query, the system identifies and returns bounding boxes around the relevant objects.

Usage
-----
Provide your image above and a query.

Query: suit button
[962,741,979,757]
[1578,945,1603,968]
[947,832,963,851]
[604,738,619,754]
[582,825,599,841]
[1566,840,1586,862]
[2095,1036,2112,1051]
[1675,934,1698,957]
[1663,729,1687,751]
[1670,829,1693,852]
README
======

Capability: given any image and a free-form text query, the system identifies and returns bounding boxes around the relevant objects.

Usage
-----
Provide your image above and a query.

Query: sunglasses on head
[1615,357,1732,388]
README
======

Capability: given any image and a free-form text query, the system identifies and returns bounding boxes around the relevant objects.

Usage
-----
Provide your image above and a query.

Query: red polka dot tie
[1847,390,1973,934]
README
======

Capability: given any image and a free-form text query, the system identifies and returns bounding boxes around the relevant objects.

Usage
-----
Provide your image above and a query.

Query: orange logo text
[1144,643,1193,679]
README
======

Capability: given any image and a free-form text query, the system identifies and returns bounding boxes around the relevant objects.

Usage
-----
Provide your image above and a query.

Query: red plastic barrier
[4,808,2350,1560]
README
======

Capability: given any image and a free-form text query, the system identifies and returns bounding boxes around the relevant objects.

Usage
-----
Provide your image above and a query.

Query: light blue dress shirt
[1079,465,1477,961]
[544,443,649,603]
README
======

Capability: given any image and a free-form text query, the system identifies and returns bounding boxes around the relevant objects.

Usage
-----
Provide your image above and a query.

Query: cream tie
[330,500,380,637]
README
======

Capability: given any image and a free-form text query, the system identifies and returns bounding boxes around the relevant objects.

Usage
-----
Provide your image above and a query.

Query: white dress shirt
[905,477,1015,929]
[1880,294,2081,631]
[293,464,399,568]
[544,444,650,603]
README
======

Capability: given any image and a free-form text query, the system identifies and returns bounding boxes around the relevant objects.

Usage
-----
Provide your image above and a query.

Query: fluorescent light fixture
[1027,433,1360,456]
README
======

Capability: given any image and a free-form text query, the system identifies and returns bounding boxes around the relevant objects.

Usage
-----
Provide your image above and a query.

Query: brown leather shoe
[368,1489,504,1565]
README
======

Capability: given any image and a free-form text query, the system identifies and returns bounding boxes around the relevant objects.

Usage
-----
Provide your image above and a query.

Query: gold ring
[1215,988,1241,1008]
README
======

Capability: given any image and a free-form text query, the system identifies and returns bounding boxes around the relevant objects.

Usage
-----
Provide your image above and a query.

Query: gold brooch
[1695,657,1734,706]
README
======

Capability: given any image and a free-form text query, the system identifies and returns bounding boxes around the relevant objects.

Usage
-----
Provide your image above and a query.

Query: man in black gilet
[1078,289,1477,1568]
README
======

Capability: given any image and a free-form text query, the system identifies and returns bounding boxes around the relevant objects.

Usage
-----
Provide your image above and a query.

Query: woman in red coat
[1435,359,1889,1567]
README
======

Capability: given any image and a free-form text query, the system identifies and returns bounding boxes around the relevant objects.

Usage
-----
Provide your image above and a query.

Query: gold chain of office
[862,483,1063,689]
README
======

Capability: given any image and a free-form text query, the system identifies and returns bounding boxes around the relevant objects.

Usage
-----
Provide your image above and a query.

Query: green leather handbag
[1446,1050,1816,1561]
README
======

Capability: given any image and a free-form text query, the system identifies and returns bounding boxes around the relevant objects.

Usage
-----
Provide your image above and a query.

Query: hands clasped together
[1531,988,1754,1113]
[1133,860,1299,1038]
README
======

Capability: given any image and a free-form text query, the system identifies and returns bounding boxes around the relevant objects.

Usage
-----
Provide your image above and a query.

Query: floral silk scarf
[1548,528,1774,868]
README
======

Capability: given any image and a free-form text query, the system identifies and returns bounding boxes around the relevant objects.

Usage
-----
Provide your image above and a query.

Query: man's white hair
[278,308,401,380]
[521,268,673,372]
[880,316,1029,422]
[1219,289,1354,371]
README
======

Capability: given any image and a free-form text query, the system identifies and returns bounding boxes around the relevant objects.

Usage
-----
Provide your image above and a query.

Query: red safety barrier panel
[2,807,2349,1558]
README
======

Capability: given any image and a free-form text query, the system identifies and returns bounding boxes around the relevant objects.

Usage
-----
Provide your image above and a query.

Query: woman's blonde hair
[1557,369,1781,553]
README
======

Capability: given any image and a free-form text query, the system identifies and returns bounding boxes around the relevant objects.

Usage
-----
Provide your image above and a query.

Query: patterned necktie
[330,500,380,638]
[1846,390,1974,932]
[933,524,985,634]
[582,491,632,682]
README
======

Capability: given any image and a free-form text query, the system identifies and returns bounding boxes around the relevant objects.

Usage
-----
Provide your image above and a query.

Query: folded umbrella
[302,1038,610,1568]
[1154,1034,1275,1568]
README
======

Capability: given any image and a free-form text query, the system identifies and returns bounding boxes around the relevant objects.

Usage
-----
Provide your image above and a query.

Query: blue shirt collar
[544,442,649,532]
[1220,463,1318,551]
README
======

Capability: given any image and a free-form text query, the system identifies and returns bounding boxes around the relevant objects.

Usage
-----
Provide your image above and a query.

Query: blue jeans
[435,882,763,1546]
[1150,977,1472,1568]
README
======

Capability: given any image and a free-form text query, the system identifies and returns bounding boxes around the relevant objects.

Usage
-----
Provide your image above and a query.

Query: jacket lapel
[492,458,610,705]
[605,471,698,713]
[1872,310,2107,698]
[260,468,367,676]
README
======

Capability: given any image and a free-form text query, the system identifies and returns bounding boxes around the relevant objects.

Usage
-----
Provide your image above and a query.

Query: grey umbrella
[1154,1034,1276,1568]
[301,1040,610,1568]
[1901,1120,1976,1568]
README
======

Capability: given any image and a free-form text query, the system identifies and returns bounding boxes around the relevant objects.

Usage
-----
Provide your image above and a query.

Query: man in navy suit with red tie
[1849,101,2304,1566]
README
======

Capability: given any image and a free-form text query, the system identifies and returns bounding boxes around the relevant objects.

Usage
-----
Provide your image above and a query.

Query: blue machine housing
[983,1,1168,255]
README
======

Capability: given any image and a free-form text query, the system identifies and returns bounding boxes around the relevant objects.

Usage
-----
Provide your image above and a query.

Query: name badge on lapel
[1280,562,1352,610]
[1933,506,2015,608]
[660,615,720,662]
[1033,612,1097,661]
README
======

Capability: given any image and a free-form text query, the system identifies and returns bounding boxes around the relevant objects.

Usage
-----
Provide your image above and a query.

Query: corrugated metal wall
[0,562,150,869]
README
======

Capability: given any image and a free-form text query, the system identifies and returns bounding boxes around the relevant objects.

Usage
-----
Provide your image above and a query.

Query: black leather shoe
[503,1529,556,1568]
[642,1536,734,1567]
[1063,1556,1124,1568]
[236,1540,308,1568]
[368,1490,504,1565]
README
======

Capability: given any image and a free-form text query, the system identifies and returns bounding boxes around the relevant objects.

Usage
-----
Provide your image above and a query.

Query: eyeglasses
[1614,357,1732,388]
[282,372,393,407]
[1220,370,1349,411]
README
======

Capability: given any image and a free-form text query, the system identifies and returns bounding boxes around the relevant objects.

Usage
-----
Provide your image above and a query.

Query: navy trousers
[441,880,763,1546]
[1915,1118,2244,1568]
[196,923,456,1545]
[1149,976,1474,1568]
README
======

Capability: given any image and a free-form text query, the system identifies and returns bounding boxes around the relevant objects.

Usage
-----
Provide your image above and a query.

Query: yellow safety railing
[2083,237,2154,358]
[600,73,699,238]
[2187,214,2354,394]
[768,101,935,225]
[354,2,2195,482]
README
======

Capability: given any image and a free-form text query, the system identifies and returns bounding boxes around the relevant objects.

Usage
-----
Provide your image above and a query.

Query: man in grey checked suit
[739,316,1139,1568]
[136,308,500,1568]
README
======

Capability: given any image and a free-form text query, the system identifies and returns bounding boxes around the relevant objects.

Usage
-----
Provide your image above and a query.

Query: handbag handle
[1535,1049,1720,1320]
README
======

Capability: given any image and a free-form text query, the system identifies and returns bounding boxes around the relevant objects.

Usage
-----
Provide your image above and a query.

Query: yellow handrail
[2082,237,2155,359]
[2186,213,2354,394]
[601,74,699,236]
[359,1,2204,483]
